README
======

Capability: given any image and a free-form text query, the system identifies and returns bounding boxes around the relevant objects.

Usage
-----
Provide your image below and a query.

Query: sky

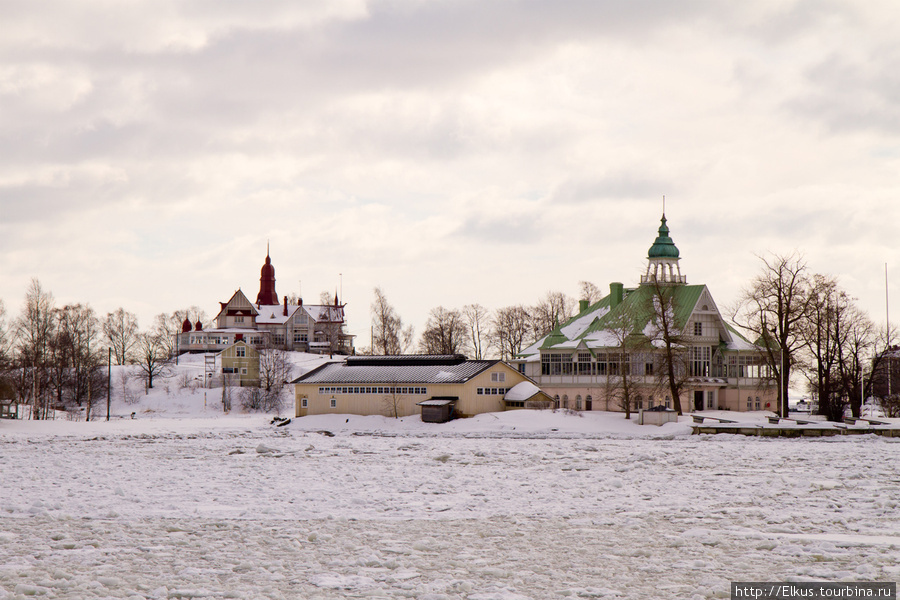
[2,0,899,347]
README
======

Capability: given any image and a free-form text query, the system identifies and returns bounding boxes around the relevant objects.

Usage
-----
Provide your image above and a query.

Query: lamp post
[106,347,111,421]
[763,318,784,417]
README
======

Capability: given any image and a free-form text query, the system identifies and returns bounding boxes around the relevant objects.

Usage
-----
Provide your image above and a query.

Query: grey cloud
[785,52,900,136]
[549,173,669,205]
[454,213,543,245]
[738,0,856,44]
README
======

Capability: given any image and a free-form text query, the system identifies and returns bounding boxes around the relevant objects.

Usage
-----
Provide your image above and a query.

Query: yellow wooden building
[294,355,551,419]
[219,340,260,387]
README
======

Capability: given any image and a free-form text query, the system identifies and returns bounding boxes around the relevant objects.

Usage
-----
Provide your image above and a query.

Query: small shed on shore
[0,399,17,419]
[417,398,457,423]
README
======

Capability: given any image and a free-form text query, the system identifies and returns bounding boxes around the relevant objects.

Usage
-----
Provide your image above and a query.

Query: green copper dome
[647,214,680,259]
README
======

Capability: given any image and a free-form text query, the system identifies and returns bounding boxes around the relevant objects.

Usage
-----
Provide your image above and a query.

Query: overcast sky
[2,0,899,346]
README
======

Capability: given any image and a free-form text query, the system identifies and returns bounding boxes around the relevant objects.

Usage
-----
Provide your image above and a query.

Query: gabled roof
[505,381,550,402]
[292,355,509,385]
[231,302,345,326]
[215,289,259,321]
[579,284,704,339]
[304,304,344,323]
[256,304,302,325]
[723,323,759,351]
[519,283,758,356]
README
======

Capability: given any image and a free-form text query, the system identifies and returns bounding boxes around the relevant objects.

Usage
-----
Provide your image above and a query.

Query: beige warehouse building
[294,355,551,420]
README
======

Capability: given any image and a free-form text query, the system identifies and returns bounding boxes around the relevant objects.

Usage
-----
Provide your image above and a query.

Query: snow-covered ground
[1,360,899,599]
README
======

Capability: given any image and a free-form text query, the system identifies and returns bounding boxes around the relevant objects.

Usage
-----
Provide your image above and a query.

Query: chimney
[284,296,288,316]
[579,299,589,313]
[609,282,624,308]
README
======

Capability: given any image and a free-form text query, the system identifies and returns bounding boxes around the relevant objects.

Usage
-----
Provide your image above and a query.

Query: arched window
[575,395,582,411]
[563,395,569,410]
[636,395,643,410]
[554,395,560,410]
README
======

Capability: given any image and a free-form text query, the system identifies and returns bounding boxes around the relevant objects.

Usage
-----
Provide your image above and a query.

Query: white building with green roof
[514,214,777,414]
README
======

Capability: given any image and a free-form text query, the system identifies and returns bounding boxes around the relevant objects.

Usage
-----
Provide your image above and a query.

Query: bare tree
[645,280,689,415]
[493,305,532,361]
[382,389,406,418]
[104,308,139,365]
[579,281,603,305]
[15,279,56,419]
[371,287,414,355]
[531,291,575,339]
[837,303,878,419]
[462,303,493,359]
[0,299,11,370]
[800,275,847,421]
[0,300,13,400]
[154,307,208,358]
[118,369,141,405]
[604,308,646,419]
[48,304,104,416]
[419,306,468,355]
[258,345,294,402]
[135,332,169,390]
[800,275,880,420]
[731,252,812,417]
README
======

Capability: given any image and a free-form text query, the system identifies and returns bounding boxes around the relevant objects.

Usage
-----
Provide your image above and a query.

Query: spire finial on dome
[642,206,685,285]
[256,244,278,305]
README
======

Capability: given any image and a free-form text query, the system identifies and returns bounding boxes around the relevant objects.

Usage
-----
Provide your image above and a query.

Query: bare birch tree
[462,303,493,359]
[370,287,414,355]
[103,308,139,365]
[15,279,56,419]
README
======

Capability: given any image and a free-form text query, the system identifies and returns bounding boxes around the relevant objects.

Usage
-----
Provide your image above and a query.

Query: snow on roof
[560,306,608,339]
[251,303,344,325]
[581,330,620,348]
[517,339,543,358]
[304,305,344,322]
[417,399,456,406]
[504,381,543,402]
[293,358,497,385]
[255,304,301,324]
[722,324,759,351]
[188,327,262,335]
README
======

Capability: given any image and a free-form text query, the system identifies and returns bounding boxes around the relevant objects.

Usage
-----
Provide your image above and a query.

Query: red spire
[256,244,278,305]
